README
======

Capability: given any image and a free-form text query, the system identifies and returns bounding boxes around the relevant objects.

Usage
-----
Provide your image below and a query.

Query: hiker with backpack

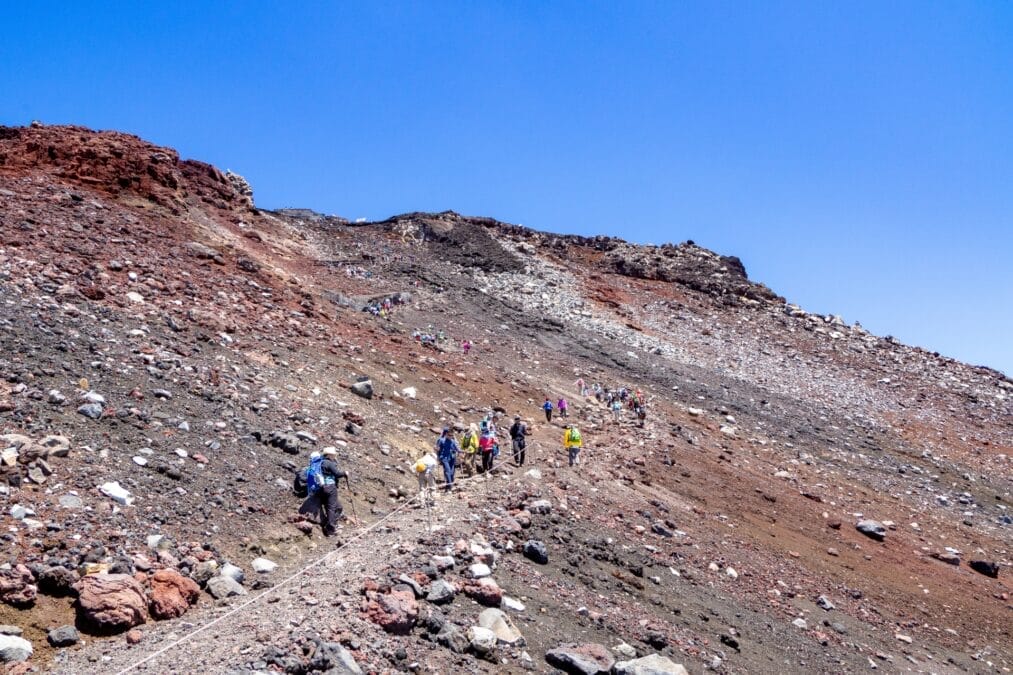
[509,415,528,466]
[298,447,348,537]
[478,426,497,475]
[460,424,479,476]
[543,398,553,423]
[636,404,647,428]
[564,424,583,467]
[435,427,460,490]
[611,398,622,422]
[414,452,438,503]
[557,397,569,418]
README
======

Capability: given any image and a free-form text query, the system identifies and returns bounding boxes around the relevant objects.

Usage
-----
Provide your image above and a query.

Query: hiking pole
[344,475,359,524]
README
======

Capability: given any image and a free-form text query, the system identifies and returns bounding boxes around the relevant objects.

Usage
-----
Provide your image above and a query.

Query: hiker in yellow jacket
[563,424,583,467]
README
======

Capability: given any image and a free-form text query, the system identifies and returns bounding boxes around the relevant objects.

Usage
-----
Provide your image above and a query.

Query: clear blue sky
[3,2,1011,375]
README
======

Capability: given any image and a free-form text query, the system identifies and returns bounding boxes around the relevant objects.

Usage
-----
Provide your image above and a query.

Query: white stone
[613,654,688,675]
[469,563,492,578]
[502,597,526,612]
[0,634,33,663]
[478,608,525,646]
[251,558,277,573]
[126,291,144,303]
[466,626,498,655]
[99,481,133,506]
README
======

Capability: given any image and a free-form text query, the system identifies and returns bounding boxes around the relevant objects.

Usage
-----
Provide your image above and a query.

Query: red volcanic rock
[74,574,148,631]
[148,569,200,619]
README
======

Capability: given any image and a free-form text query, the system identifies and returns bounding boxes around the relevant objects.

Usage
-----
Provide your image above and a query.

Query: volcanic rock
[148,569,200,619]
[545,642,615,674]
[74,574,148,631]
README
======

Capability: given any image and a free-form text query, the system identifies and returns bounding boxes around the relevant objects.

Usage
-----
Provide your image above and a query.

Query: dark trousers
[481,451,494,473]
[544,409,552,422]
[319,484,342,535]
[512,438,526,466]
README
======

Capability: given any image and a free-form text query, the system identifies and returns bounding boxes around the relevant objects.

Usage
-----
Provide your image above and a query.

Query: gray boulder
[207,575,247,599]
[855,519,886,541]
[545,642,614,674]
[523,540,549,564]
[350,379,373,400]
[47,625,79,648]
[613,654,689,675]
[426,579,456,605]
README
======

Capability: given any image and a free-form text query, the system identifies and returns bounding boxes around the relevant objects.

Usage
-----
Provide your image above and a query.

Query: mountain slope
[0,124,1009,674]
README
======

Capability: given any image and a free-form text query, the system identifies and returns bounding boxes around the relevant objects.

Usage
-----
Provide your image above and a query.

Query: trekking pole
[424,484,433,533]
[344,475,359,523]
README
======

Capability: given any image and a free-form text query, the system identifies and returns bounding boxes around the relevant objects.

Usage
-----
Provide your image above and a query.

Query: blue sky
[2,2,1011,375]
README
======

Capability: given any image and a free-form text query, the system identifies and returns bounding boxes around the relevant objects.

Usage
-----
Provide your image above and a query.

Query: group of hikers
[363,292,409,318]
[293,374,655,535]
[574,377,649,427]
[293,402,588,535]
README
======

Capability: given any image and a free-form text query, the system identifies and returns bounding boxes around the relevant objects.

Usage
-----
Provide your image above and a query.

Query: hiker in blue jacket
[299,447,348,536]
[543,397,554,423]
[436,428,460,490]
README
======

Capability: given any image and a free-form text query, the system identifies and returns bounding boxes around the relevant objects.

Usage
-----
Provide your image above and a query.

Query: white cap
[309,451,321,460]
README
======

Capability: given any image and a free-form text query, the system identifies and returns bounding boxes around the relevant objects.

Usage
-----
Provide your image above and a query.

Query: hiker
[509,415,528,466]
[574,378,585,395]
[558,397,569,418]
[414,452,438,501]
[611,398,622,422]
[298,447,348,536]
[462,339,472,355]
[636,404,647,428]
[460,424,479,476]
[564,424,583,467]
[543,398,553,422]
[478,427,497,475]
[435,427,459,490]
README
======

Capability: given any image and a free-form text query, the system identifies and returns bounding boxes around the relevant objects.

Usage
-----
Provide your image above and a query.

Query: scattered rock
[467,626,498,656]
[462,577,503,607]
[523,540,549,564]
[426,579,456,605]
[251,558,277,574]
[206,575,247,599]
[856,520,886,541]
[100,481,134,506]
[969,560,999,578]
[350,379,373,400]
[816,595,835,610]
[545,642,615,675]
[47,625,79,648]
[0,565,37,607]
[613,654,689,675]
[74,574,148,631]
[77,402,104,419]
[478,607,525,646]
[0,635,32,663]
[148,569,200,619]
[219,563,245,584]
[364,586,418,634]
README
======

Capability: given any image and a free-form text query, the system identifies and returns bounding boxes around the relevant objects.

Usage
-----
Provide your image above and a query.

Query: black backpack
[293,468,309,498]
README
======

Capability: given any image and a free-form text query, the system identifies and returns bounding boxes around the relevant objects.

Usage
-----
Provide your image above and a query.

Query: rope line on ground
[113,455,521,675]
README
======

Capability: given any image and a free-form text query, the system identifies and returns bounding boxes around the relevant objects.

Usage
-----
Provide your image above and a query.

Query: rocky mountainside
[0,124,1010,674]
